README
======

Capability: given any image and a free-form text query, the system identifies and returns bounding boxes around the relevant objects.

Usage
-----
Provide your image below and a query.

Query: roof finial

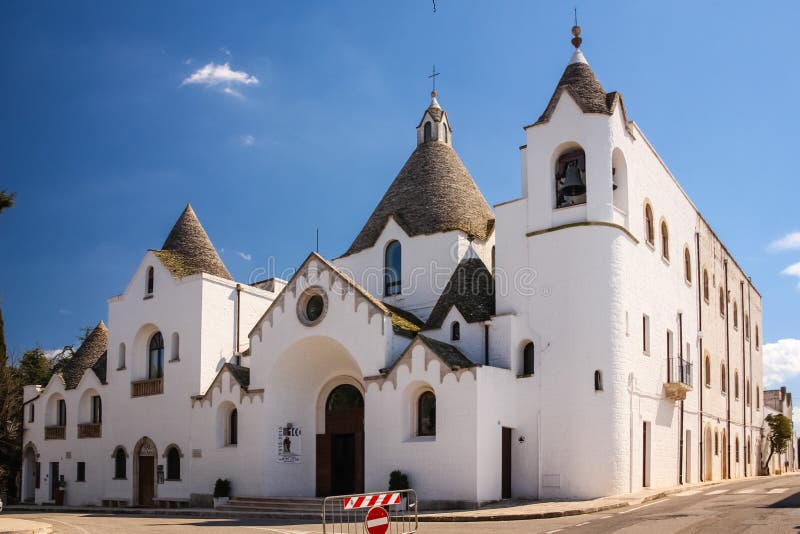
[571,8,582,49]
[428,64,440,98]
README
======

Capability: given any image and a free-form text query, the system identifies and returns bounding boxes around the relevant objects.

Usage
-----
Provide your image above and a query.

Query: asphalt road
[3,475,799,533]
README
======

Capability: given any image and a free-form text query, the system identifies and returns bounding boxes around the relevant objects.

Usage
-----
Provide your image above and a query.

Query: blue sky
[1,1,799,396]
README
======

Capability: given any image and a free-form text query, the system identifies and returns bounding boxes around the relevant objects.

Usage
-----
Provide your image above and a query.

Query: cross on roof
[428,65,440,94]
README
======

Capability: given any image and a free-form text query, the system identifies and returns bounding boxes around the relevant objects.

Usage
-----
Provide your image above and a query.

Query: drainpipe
[741,281,747,477]
[483,322,490,366]
[235,284,242,355]
[679,312,685,484]
[678,312,686,485]
[724,259,732,479]
[696,232,704,481]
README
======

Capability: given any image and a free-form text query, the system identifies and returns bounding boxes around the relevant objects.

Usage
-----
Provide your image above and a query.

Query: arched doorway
[704,426,713,481]
[316,383,364,496]
[133,437,157,506]
[721,433,728,479]
[21,443,38,503]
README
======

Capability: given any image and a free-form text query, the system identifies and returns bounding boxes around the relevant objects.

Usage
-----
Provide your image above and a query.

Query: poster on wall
[276,425,302,463]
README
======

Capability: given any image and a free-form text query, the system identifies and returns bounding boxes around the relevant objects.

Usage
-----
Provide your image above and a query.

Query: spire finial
[571,8,582,49]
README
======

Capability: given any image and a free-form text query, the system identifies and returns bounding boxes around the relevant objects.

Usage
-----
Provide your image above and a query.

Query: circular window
[297,287,328,326]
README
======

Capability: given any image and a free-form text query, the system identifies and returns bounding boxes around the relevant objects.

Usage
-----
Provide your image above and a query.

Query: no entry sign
[364,505,390,534]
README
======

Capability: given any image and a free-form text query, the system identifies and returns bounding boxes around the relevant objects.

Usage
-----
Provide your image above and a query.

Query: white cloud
[781,262,800,288]
[794,406,800,432]
[237,251,252,261]
[770,231,800,252]
[58,308,72,316]
[763,338,800,387]
[182,62,258,88]
[219,47,232,57]
[240,135,255,147]
[222,86,244,99]
[183,58,193,65]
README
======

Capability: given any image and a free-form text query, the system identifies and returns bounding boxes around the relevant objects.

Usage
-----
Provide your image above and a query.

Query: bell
[561,163,585,197]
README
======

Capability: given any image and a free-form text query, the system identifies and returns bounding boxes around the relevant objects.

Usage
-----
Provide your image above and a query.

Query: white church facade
[20,27,768,508]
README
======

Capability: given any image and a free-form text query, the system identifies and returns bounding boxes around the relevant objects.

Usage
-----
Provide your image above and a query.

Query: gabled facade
[20,26,774,508]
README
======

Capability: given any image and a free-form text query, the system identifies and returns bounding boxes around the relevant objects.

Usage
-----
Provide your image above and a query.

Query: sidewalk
[6,473,798,523]
[0,518,52,534]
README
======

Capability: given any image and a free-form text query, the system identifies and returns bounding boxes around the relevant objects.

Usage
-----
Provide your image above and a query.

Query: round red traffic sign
[364,505,390,534]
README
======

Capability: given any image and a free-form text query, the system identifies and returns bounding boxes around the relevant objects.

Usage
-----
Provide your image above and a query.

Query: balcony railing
[77,422,102,438]
[664,358,693,401]
[44,426,66,440]
[131,377,164,397]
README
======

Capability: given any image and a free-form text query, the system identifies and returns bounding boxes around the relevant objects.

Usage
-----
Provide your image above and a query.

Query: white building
[20,27,769,508]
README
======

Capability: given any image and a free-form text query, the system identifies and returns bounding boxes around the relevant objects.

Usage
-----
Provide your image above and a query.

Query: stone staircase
[215,496,324,519]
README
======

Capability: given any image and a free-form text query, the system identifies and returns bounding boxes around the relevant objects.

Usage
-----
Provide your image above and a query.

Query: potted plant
[213,478,231,508]
[388,470,410,510]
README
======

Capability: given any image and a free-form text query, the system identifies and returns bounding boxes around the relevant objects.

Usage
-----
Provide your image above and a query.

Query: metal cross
[428,65,440,93]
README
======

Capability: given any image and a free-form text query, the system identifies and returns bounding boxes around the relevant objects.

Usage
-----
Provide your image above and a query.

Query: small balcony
[131,377,164,397]
[44,425,66,440]
[664,358,693,401]
[77,422,102,438]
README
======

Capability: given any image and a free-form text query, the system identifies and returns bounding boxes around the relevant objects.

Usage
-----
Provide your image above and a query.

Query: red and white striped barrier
[343,492,402,510]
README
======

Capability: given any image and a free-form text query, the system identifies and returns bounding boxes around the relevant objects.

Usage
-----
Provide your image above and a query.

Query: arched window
[704,355,711,387]
[417,391,436,437]
[166,446,180,481]
[755,325,760,350]
[745,314,750,339]
[747,436,752,464]
[384,241,401,296]
[734,371,739,400]
[660,221,669,260]
[594,370,603,391]
[148,332,164,380]
[118,343,126,370]
[555,148,586,208]
[703,269,710,302]
[170,332,180,361]
[443,124,448,143]
[113,447,126,479]
[423,121,432,142]
[719,287,726,317]
[684,247,692,283]
[228,409,238,446]
[522,342,534,375]
[735,437,740,462]
[714,431,719,455]
[733,301,738,329]
[644,204,655,245]
[91,395,102,424]
[146,266,154,296]
[746,380,751,405]
[756,386,760,409]
[451,321,460,341]
[57,398,67,426]
[721,364,727,394]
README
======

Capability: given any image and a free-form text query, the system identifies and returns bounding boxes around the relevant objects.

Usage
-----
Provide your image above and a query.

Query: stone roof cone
[154,204,233,280]
[343,94,495,256]
[61,321,108,389]
[534,25,615,125]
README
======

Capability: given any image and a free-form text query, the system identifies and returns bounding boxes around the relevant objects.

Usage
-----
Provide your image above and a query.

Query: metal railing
[44,425,65,440]
[668,357,693,386]
[322,489,418,534]
[77,422,102,438]
[131,377,163,397]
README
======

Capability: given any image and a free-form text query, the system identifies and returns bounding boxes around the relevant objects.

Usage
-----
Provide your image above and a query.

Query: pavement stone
[0,518,53,534]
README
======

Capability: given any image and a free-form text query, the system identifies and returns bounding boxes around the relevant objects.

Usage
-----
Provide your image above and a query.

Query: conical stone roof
[153,204,232,280]
[61,321,108,389]
[343,142,495,256]
[534,50,614,126]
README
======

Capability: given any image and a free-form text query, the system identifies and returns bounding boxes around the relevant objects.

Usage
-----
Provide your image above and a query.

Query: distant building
[20,26,767,507]
[763,387,797,474]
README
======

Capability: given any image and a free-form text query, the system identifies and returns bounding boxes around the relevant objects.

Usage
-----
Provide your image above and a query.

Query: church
[20,26,766,509]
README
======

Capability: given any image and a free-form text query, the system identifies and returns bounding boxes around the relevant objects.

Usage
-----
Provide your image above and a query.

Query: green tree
[763,413,794,472]
[0,190,13,213]
[18,348,53,387]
